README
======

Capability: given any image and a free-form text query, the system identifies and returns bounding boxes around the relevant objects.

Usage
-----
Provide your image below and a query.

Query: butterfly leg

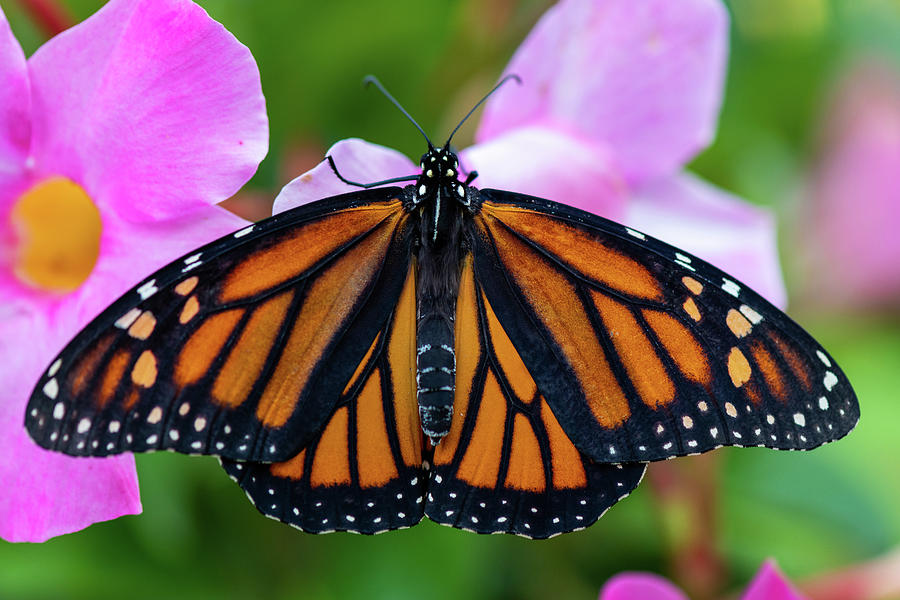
[326,156,419,188]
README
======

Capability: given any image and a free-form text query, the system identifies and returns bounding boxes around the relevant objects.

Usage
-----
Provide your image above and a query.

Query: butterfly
[25,76,858,539]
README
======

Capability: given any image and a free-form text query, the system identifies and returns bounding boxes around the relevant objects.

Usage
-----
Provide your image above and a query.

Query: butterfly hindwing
[26,190,414,463]
[471,188,859,463]
[221,262,427,534]
[425,255,646,538]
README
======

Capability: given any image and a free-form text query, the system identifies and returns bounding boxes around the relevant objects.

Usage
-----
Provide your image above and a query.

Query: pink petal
[477,0,727,186]
[0,172,33,286]
[600,573,690,600]
[0,5,29,169]
[627,173,787,309]
[804,61,900,308]
[460,125,627,221]
[0,310,141,543]
[27,0,268,222]
[742,561,807,600]
[274,138,415,214]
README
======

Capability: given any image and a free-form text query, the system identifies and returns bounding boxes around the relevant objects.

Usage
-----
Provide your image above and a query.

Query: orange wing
[221,263,427,533]
[424,255,646,538]
[27,191,415,463]
[469,189,858,463]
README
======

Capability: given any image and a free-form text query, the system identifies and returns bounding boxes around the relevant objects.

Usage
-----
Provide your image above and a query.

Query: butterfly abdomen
[416,315,454,440]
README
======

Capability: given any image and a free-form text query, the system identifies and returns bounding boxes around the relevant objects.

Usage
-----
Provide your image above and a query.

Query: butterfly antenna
[363,75,434,150]
[444,73,522,149]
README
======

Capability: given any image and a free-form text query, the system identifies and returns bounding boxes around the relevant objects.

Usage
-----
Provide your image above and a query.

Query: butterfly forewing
[424,255,646,538]
[471,189,858,463]
[26,191,413,463]
[221,262,427,534]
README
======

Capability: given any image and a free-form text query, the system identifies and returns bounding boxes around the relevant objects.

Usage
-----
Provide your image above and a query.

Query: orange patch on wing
[768,331,812,392]
[127,311,156,340]
[726,309,752,338]
[457,371,507,488]
[504,414,545,492]
[482,204,663,301]
[220,202,402,302]
[592,291,675,409]
[69,334,115,396]
[356,370,399,488]
[749,340,787,400]
[437,256,479,466]
[256,220,400,429]
[342,334,380,396]
[131,351,157,388]
[122,389,140,410]
[643,310,711,386]
[482,292,535,403]
[745,381,764,406]
[98,350,131,408]
[682,297,701,322]
[388,263,421,467]
[174,308,244,388]
[481,218,630,428]
[727,347,752,388]
[310,407,351,486]
[540,400,587,489]
[179,295,200,324]
[174,276,198,296]
[682,276,703,295]
[212,290,293,409]
[271,449,307,480]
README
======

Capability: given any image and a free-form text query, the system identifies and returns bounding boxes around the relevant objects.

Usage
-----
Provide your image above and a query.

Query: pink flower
[275,0,786,309]
[801,59,900,309]
[600,560,807,600]
[0,0,267,542]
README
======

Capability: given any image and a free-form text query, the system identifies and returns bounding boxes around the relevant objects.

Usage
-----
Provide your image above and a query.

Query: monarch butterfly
[26,76,858,539]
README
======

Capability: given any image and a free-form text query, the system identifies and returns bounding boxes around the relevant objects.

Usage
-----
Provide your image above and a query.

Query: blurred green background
[3,0,900,598]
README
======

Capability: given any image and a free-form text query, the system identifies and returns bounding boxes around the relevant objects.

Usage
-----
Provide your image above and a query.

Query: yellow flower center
[11,177,102,293]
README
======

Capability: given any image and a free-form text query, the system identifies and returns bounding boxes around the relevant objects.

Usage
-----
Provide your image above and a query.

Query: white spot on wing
[739,305,763,324]
[818,397,829,410]
[816,350,832,367]
[625,227,646,240]
[184,253,202,265]
[823,371,838,391]
[136,279,158,300]
[43,378,59,399]
[721,279,741,298]
[115,308,142,329]
[52,402,65,420]
[234,225,254,238]
[147,406,163,424]
[793,413,806,427]
[48,359,62,377]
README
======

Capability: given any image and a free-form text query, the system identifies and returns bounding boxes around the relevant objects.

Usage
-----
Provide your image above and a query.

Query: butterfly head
[414,146,467,205]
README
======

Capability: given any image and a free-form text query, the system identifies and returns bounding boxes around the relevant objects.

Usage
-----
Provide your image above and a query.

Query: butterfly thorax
[408,146,479,247]
[405,146,474,443]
